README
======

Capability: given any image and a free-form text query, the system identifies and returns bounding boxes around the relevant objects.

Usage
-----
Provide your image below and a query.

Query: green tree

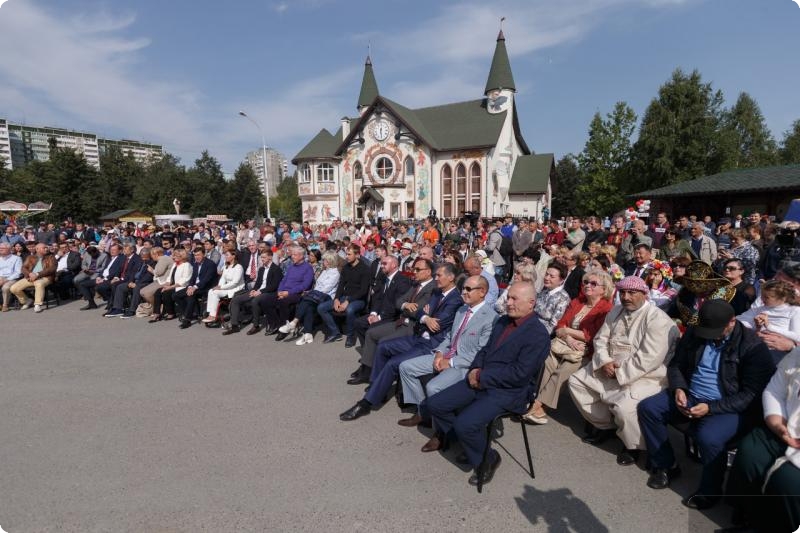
[39,145,102,222]
[718,92,778,169]
[629,68,725,192]
[551,154,580,218]
[131,153,188,214]
[185,151,226,216]
[269,175,301,221]
[3,164,39,201]
[575,102,637,215]
[97,146,143,212]
[0,154,10,198]
[226,163,266,222]
[779,119,800,164]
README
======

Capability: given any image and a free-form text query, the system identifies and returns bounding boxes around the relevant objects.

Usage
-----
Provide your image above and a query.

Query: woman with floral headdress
[645,259,677,310]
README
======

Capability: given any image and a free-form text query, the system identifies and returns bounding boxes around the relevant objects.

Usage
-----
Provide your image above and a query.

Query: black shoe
[468,450,502,486]
[205,321,221,328]
[104,309,124,318]
[646,465,682,489]
[616,447,640,466]
[323,334,343,343]
[121,313,135,319]
[455,452,470,465]
[682,493,719,510]
[148,315,162,323]
[246,325,262,336]
[581,427,616,445]
[339,401,371,421]
[80,303,98,310]
[347,372,370,385]
[275,332,288,341]
[222,325,240,336]
[178,320,192,329]
[264,326,278,336]
[350,365,365,379]
[344,337,356,348]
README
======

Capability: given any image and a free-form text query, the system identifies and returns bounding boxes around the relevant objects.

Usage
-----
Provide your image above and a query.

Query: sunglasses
[413,267,429,272]
[462,285,482,293]
[582,280,601,287]
[723,266,741,271]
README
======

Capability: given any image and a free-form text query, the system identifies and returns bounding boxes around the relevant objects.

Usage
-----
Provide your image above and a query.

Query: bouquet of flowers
[609,263,624,282]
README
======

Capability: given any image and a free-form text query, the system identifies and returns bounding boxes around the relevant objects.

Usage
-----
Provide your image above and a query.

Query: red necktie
[249,254,257,279]
[120,257,130,278]
[445,308,472,359]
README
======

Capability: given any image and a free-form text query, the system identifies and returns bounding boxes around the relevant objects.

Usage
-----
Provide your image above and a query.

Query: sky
[0,0,798,176]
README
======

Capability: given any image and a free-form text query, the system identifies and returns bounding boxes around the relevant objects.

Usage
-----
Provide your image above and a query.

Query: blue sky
[0,0,798,175]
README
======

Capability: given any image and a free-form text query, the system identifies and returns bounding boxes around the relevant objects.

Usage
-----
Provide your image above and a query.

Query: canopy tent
[0,201,52,225]
[785,198,800,223]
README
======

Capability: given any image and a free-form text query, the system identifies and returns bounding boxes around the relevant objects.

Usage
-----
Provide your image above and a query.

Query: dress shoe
[455,452,470,465]
[148,315,162,323]
[264,326,278,336]
[350,365,364,379]
[398,414,423,427]
[80,303,98,310]
[421,435,443,452]
[163,315,176,321]
[204,321,221,328]
[468,450,502,486]
[344,337,356,348]
[339,401,371,421]
[347,371,369,385]
[682,493,719,510]
[274,332,288,341]
[616,447,640,466]
[246,325,262,336]
[121,313,135,319]
[178,320,192,329]
[323,333,343,343]
[222,325,240,336]
[646,465,682,489]
[581,427,616,445]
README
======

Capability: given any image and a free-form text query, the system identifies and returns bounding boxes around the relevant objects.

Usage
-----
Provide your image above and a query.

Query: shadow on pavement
[515,484,610,533]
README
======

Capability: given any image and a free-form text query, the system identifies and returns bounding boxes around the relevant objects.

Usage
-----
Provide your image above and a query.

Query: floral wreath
[649,259,673,281]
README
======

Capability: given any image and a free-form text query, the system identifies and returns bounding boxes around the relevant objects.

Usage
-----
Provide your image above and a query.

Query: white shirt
[102,255,119,279]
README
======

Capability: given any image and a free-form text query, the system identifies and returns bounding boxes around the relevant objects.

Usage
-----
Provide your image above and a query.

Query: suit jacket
[370,271,412,320]
[99,254,124,280]
[367,259,386,299]
[470,313,551,413]
[397,280,436,321]
[435,303,498,370]
[617,234,653,266]
[190,257,218,291]
[414,288,464,344]
[252,263,283,294]
[119,253,143,284]
[134,259,155,285]
[238,249,260,283]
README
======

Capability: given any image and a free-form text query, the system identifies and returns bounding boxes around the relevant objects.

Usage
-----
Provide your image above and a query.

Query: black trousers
[153,287,176,317]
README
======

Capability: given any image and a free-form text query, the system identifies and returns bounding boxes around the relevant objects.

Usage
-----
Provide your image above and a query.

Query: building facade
[292,32,553,224]
[0,118,162,170]
[245,147,287,198]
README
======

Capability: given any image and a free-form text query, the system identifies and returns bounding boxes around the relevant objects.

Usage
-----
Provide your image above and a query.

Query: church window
[317,162,335,182]
[404,156,414,179]
[441,164,453,218]
[470,162,481,212]
[353,161,363,182]
[455,163,467,216]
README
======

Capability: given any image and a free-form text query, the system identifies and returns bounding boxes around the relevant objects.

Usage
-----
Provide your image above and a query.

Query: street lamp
[238,111,271,222]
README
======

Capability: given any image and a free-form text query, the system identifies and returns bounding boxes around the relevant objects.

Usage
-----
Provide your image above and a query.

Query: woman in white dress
[202,250,244,323]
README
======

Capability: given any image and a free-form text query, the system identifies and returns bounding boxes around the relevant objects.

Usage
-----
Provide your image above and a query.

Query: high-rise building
[245,147,286,198]
[0,118,162,170]
[98,138,163,164]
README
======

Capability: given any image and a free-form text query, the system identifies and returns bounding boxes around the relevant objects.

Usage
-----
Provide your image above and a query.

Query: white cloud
[273,2,289,14]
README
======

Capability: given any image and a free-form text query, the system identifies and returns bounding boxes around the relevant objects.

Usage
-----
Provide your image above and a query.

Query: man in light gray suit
[397,275,498,428]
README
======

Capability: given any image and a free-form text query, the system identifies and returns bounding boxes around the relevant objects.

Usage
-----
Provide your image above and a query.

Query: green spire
[357,55,379,109]
[484,30,515,95]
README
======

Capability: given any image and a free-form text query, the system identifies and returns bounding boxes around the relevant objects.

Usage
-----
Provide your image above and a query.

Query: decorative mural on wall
[413,145,429,215]
[364,143,402,186]
[299,183,312,195]
[318,182,337,195]
[341,149,358,220]
[303,202,338,222]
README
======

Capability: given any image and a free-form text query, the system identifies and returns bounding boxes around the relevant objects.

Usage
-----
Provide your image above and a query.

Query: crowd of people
[1,210,800,531]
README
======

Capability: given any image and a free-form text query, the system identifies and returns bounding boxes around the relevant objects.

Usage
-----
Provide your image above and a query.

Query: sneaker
[201,316,217,323]
[20,302,32,310]
[34,304,43,313]
[104,309,124,318]
[296,333,313,346]
[279,320,297,334]
[120,313,136,319]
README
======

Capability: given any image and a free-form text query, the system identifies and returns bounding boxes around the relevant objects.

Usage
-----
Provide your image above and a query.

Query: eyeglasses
[413,267,429,272]
[462,285,482,293]
[582,280,601,287]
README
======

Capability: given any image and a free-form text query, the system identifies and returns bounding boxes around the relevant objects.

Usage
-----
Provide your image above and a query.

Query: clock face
[372,120,390,141]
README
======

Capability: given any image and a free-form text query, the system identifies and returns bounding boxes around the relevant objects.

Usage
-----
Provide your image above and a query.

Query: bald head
[506,282,536,319]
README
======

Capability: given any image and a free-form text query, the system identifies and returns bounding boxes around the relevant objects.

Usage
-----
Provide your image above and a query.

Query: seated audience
[0,242,23,312]
[10,242,57,313]
[201,249,244,324]
[222,249,283,335]
[317,244,370,345]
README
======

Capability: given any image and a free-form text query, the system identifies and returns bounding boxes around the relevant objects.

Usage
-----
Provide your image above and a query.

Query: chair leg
[519,419,535,479]
[477,417,498,493]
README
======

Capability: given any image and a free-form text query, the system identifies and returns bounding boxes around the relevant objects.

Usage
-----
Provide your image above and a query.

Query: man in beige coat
[568,275,679,466]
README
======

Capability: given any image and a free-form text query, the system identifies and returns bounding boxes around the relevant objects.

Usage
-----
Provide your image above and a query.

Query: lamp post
[238,111,272,222]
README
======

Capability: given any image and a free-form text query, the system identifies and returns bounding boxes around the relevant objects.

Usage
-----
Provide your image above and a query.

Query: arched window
[455,163,467,216]
[441,164,453,218]
[470,162,481,212]
[299,163,311,183]
[404,156,414,179]
[353,161,363,182]
[317,162,334,182]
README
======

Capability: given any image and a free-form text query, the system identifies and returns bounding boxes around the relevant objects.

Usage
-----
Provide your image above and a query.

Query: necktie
[445,308,472,359]
[409,284,421,303]
[635,267,642,278]
[249,254,257,279]
[120,257,130,279]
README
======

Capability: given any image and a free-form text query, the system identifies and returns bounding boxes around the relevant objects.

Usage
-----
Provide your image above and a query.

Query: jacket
[555,297,614,357]
[21,253,57,282]
[668,321,775,416]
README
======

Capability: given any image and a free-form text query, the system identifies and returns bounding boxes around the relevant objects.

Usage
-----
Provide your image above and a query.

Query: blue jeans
[317,298,366,337]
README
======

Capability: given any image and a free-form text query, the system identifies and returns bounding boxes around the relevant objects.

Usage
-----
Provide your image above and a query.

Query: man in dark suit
[425,282,550,487]
[339,262,463,421]
[103,244,143,316]
[623,243,654,278]
[175,248,218,329]
[352,255,412,352]
[53,240,82,298]
[364,245,388,309]
[84,243,127,309]
[347,257,436,384]
[223,249,283,335]
[120,248,156,318]
[238,239,261,288]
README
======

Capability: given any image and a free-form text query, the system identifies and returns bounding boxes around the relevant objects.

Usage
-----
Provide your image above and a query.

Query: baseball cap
[694,300,735,340]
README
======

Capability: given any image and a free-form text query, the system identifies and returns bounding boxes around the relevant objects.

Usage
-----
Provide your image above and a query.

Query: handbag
[302,290,329,304]
[550,336,586,364]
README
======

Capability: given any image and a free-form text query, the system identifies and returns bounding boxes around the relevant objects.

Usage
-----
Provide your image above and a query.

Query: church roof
[509,154,554,194]
[357,56,379,109]
[484,30,516,94]
[293,129,342,162]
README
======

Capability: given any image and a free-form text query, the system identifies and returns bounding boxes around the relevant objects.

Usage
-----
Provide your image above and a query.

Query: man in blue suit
[426,282,550,486]
[175,247,218,329]
[103,244,143,316]
[339,263,463,421]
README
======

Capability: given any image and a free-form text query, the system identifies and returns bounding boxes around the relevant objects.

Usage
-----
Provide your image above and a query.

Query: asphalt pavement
[0,300,731,532]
